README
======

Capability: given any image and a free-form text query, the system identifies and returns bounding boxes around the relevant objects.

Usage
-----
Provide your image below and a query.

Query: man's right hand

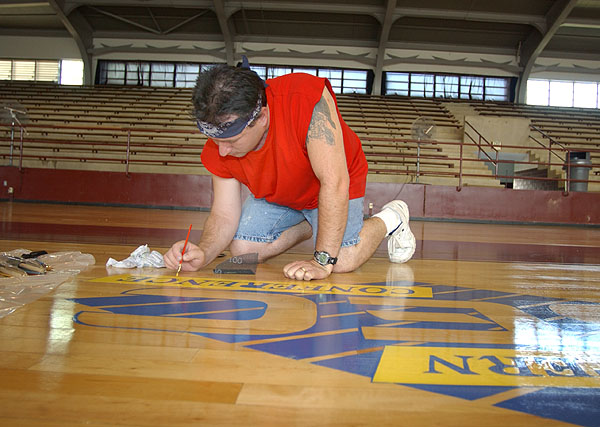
[163,241,206,272]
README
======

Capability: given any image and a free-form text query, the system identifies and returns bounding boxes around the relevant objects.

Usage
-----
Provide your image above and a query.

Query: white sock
[373,207,402,235]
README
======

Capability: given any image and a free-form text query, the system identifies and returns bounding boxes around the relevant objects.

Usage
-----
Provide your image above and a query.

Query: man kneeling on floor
[164,59,416,281]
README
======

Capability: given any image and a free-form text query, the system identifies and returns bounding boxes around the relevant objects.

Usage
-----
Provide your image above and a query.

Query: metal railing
[0,122,205,177]
[463,121,500,189]
[529,124,567,165]
[527,124,596,195]
[1,121,598,193]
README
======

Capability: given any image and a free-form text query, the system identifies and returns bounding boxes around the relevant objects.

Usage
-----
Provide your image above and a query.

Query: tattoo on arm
[307,96,337,146]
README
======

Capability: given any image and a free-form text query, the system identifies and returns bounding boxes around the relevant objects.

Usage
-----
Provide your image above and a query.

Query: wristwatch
[314,250,338,266]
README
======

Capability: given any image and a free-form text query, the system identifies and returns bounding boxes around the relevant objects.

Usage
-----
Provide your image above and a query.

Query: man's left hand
[283,259,333,281]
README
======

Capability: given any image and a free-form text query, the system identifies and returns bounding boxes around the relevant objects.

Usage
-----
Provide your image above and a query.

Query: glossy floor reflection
[1,202,600,426]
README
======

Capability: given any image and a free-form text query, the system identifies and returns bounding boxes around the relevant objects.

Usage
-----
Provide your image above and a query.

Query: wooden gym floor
[1,201,600,426]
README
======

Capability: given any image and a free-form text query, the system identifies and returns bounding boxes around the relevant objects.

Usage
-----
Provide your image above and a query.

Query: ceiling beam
[385,55,521,75]
[64,0,213,12]
[89,39,598,76]
[516,0,579,102]
[64,0,547,28]
[225,1,384,22]
[213,0,234,65]
[88,6,162,34]
[88,44,376,67]
[562,16,600,29]
[147,8,162,33]
[227,2,547,30]
[163,10,210,35]
[0,1,48,7]
[372,0,396,95]
[0,28,70,37]
[85,6,211,36]
[47,0,94,84]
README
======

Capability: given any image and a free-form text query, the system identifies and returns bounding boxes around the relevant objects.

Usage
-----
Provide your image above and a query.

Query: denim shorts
[234,195,364,247]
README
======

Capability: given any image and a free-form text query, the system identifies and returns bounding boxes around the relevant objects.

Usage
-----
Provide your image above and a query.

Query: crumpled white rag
[106,245,165,268]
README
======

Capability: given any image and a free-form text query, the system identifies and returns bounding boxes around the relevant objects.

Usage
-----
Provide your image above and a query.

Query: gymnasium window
[340,70,369,94]
[526,79,600,109]
[384,71,511,101]
[0,59,83,85]
[250,66,367,94]
[97,61,204,87]
[96,60,369,94]
[60,60,84,85]
[175,63,201,87]
[320,69,343,92]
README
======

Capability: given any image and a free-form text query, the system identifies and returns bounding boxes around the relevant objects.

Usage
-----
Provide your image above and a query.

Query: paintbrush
[176,224,192,277]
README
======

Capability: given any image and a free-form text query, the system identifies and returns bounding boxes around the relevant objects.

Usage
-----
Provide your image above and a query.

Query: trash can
[564,152,592,192]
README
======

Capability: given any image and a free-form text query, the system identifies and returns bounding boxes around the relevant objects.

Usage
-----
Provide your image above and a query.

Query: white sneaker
[383,200,416,263]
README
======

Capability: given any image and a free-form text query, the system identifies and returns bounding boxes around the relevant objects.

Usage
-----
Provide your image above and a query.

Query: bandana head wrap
[196,96,262,139]
[195,56,267,139]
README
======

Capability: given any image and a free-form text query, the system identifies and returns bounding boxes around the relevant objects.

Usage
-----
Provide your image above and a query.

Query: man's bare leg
[333,217,388,273]
[229,220,313,262]
[230,217,388,271]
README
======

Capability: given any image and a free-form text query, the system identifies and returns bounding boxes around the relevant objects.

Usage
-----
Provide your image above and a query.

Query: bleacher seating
[471,101,600,149]
[13,81,600,188]
[462,99,599,191]
[0,82,205,174]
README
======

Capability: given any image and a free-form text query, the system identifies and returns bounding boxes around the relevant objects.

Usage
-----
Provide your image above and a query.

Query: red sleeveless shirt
[200,73,368,210]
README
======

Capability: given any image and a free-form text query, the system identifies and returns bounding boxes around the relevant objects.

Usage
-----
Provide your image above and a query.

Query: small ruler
[213,252,259,274]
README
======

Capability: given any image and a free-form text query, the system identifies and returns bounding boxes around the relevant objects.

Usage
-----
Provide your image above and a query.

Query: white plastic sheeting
[0,249,95,318]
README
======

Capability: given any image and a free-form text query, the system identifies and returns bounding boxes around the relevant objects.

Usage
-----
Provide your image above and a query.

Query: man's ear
[258,106,269,125]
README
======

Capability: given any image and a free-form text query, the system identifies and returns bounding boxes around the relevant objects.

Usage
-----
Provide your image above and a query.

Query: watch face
[316,252,328,264]
[314,251,336,265]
